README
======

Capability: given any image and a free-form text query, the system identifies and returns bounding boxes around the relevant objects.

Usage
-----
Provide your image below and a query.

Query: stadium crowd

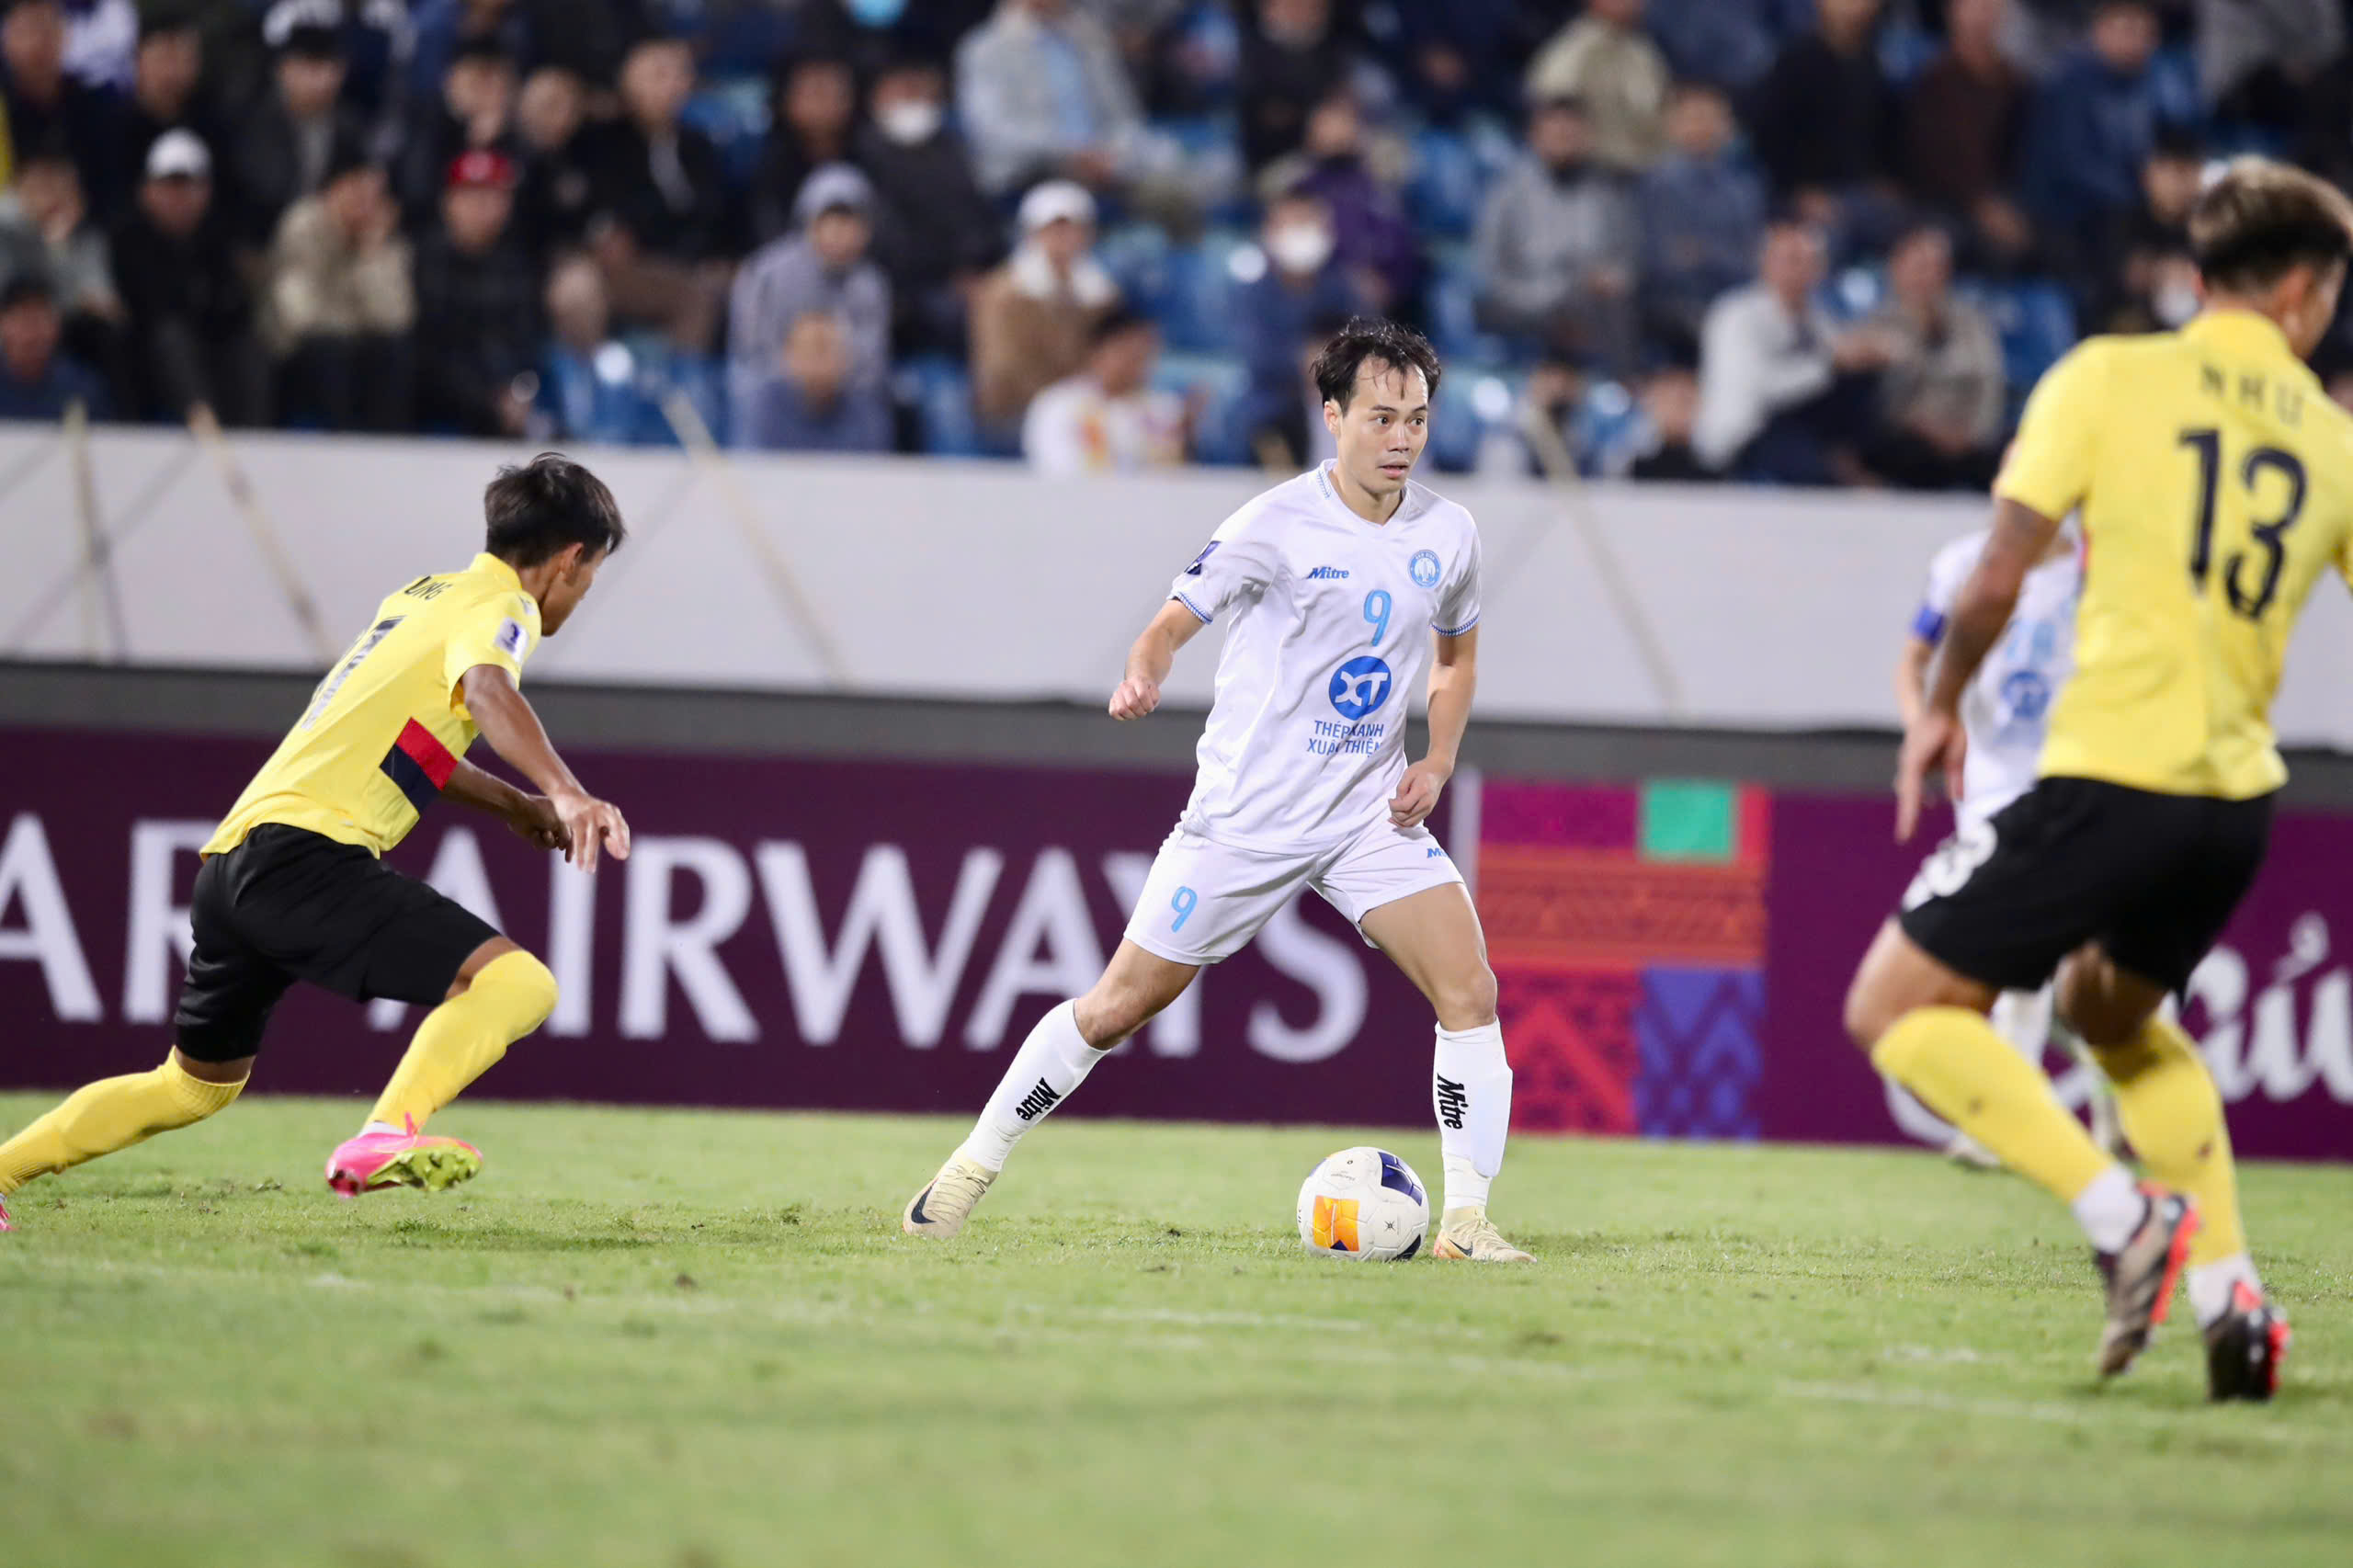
[3,0,2353,484]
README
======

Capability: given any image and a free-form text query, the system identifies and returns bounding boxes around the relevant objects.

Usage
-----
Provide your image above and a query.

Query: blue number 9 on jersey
[1362,589,1392,646]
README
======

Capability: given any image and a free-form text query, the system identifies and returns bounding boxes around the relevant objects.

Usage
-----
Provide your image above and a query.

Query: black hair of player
[2189,157,2353,295]
[483,454,627,568]
[1312,317,1442,411]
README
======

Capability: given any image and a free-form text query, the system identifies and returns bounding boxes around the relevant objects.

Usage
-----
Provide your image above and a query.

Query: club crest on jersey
[1328,655,1393,721]
[1409,549,1442,589]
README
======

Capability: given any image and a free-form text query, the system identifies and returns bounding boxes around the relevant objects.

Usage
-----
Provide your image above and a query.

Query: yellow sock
[2088,1015,2245,1267]
[1871,1006,2114,1204]
[368,950,557,1131]
[0,1056,245,1194]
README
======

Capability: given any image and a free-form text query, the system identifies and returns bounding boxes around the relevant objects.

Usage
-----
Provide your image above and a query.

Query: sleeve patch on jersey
[494,617,530,659]
[381,719,459,814]
[1183,540,1222,575]
[1911,607,1948,644]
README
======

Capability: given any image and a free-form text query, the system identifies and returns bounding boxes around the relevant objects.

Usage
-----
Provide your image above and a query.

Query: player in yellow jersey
[0,455,631,1228]
[1845,159,2353,1401]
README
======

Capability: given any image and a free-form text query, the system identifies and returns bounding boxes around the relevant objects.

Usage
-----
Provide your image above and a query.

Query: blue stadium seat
[1972,278,2077,405]
[1154,350,1252,466]
[898,354,1020,460]
[1407,126,1486,239]
[682,77,772,191]
[1424,242,1515,365]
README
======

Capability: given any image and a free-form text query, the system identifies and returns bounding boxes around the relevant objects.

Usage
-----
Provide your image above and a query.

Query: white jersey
[1914,528,2081,827]
[1169,463,1482,852]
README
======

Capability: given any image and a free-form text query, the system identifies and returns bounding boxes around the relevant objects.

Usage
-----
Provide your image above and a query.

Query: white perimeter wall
[6,423,2353,744]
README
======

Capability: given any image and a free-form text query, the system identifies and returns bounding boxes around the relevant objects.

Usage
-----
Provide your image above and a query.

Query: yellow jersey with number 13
[1995,311,2353,801]
[202,553,543,857]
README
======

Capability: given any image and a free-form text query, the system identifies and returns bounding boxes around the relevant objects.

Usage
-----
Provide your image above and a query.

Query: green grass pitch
[2,1094,2348,1568]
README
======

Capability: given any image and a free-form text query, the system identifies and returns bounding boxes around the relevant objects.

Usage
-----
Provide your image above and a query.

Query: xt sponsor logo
[1013,1078,1063,1121]
[1327,656,1393,721]
[1435,1073,1468,1130]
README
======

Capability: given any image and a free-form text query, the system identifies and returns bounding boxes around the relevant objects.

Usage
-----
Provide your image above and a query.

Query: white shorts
[1121,816,1467,965]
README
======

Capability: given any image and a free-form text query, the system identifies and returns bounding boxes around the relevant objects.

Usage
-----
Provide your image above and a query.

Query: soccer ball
[1295,1146,1428,1261]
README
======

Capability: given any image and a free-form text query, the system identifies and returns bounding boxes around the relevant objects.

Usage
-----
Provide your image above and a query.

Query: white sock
[2070,1165,2143,1253]
[2187,1254,2263,1327]
[956,1001,1103,1172]
[1433,1021,1511,1212]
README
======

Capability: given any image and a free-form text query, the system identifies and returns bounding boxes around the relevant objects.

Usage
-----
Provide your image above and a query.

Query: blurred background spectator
[729,162,889,438]
[1525,0,1671,174]
[412,145,535,435]
[0,270,107,416]
[264,146,413,430]
[110,127,267,423]
[972,177,1117,429]
[0,0,2344,493]
[1474,95,1639,374]
[1859,222,2005,490]
[1023,303,1185,472]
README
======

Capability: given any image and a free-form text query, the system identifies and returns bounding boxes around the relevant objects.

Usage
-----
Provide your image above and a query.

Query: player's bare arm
[460,665,631,871]
[1108,598,1207,720]
[1895,498,2058,840]
[1392,626,1475,828]
[442,756,568,852]
[1893,632,1933,732]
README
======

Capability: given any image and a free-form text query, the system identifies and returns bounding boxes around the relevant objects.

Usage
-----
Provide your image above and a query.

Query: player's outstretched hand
[1390,759,1451,829]
[552,788,632,872]
[507,793,572,853]
[1108,676,1162,721]
[1894,710,1967,844]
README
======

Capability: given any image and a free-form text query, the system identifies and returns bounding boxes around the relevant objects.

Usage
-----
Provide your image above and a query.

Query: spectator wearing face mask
[1474,96,1640,374]
[970,177,1120,427]
[2086,130,2204,335]
[855,54,1004,357]
[1234,187,1367,460]
[1023,305,1186,474]
[1256,88,1421,319]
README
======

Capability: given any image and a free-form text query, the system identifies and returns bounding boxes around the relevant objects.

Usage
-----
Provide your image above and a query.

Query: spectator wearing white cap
[970,177,1121,427]
[108,127,270,424]
[727,162,892,444]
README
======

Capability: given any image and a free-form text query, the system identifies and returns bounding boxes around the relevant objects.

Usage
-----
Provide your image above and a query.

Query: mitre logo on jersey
[1327,656,1393,721]
[1409,550,1441,589]
[1305,565,1350,581]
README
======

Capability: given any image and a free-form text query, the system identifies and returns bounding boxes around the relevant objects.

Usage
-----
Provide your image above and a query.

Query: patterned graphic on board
[1479,779,1770,1139]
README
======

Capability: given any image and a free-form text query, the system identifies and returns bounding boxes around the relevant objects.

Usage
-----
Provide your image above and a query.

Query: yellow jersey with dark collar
[1997,312,2353,800]
[203,554,542,857]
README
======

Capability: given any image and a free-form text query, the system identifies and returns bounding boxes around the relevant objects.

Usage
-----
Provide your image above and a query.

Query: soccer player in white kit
[1893,521,2125,1166]
[903,319,1532,1262]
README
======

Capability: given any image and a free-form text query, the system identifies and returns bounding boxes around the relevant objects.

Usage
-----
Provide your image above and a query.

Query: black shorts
[172,824,500,1062]
[1897,776,2274,995]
